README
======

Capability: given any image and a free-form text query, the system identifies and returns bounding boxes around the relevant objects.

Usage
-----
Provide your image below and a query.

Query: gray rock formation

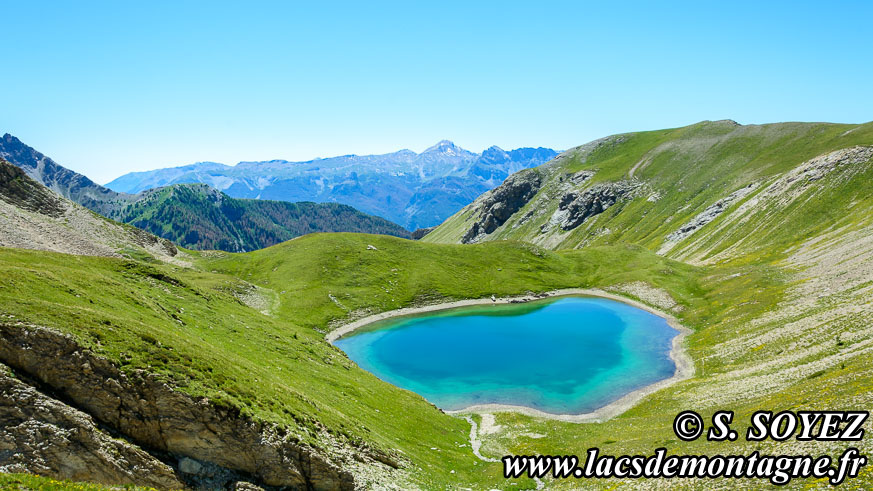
[0,364,185,489]
[461,170,543,243]
[546,180,642,232]
[0,160,181,262]
[0,134,136,218]
[663,182,759,245]
[410,226,436,240]
[759,145,873,199]
[0,321,354,490]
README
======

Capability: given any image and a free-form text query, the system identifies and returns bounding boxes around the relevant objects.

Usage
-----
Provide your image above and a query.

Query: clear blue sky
[3,1,872,183]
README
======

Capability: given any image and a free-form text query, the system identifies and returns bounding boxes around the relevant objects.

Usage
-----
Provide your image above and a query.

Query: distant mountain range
[105,141,559,230]
[0,134,410,251]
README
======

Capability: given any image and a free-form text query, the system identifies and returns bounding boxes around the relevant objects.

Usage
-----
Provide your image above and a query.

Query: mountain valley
[0,134,410,251]
[105,141,558,230]
[2,120,873,489]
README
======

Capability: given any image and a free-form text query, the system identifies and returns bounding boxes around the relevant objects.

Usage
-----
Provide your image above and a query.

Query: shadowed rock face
[410,226,436,240]
[461,170,543,244]
[550,180,641,232]
[0,134,133,218]
[0,322,355,490]
[0,159,180,260]
[0,364,185,489]
[0,159,66,218]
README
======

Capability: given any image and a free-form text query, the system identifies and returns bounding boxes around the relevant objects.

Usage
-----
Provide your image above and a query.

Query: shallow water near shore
[335,296,678,414]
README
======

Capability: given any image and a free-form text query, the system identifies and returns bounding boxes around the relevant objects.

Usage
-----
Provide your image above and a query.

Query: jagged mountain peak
[480,145,510,162]
[422,140,467,155]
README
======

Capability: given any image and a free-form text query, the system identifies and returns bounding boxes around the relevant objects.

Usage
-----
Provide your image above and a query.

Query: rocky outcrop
[0,321,354,490]
[662,182,759,248]
[461,170,542,243]
[546,180,641,232]
[0,133,135,218]
[565,170,594,185]
[0,159,66,218]
[659,146,873,256]
[0,159,181,263]
[759,145,873,200]
[0,364,185,489]
[410,226,436,240]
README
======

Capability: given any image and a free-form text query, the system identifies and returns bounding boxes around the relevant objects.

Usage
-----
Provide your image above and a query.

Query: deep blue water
[335,296,678,414]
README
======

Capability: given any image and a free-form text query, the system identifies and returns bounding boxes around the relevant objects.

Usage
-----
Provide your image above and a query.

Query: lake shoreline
[327,287,694,423]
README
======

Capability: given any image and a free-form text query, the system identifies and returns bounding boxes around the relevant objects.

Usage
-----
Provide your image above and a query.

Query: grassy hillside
[117,183,410,251]
[0,473,153,490]
[4,120,873,488]
[0,158,68,217]
[419,120,873,487]
[0,234,708,488]
[425,120,873,262]
[9,226,870,487]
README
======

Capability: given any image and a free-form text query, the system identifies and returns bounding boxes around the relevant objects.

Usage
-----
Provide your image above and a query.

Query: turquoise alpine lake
[335,296,679,414]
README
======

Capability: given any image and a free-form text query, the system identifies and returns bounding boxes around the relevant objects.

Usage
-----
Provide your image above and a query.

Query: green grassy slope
[425,120,873,260]
[0,234,705,489]
[5,120,873,489]
[0,472,153,490]
[9,228,873,487]
[422,120,873,488]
